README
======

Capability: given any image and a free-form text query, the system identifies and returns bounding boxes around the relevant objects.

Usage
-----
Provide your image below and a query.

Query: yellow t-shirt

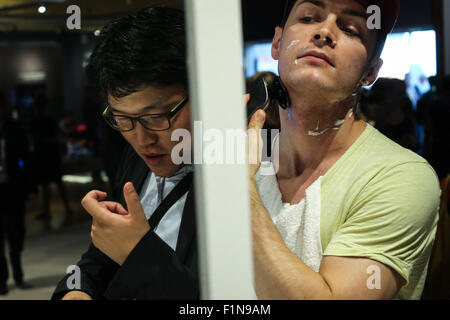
[320,124,440,299]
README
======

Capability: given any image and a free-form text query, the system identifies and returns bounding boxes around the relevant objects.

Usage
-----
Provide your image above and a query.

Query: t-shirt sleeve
[323,161,441,285]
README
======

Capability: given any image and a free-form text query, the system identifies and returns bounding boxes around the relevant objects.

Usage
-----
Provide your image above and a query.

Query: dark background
[0,0,446,122]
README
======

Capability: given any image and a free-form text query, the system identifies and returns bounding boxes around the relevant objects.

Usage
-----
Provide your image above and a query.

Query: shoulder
[336,125,441,224]
[349,125,438,185]
[363,125,425,163]
[348,128,441,227]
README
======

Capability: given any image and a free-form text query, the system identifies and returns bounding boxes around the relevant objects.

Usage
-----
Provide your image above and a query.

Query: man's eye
[343,27,360,37]
[141,114,164,123]
[300,16,315,23]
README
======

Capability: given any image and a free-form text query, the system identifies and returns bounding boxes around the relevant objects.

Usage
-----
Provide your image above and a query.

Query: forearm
[249,180,333,300]
[52,243,119,300]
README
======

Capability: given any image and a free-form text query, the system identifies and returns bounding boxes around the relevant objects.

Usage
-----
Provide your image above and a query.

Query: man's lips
[143,153,167,165]
[298,51,335,67]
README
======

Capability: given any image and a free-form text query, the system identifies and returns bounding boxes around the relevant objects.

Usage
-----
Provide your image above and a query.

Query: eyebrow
[296,0,367,20]
[296,0,325,10]
[109,102,170,115]
[341,8,368,20]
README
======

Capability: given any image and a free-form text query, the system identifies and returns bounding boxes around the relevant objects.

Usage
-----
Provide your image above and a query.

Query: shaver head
[246,77,271,121]
[271,76,291,110]
[246,75,291,122]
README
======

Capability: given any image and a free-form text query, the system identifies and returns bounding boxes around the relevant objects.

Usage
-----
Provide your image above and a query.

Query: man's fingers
[81,190,110,220]
[123,182,145,218]
[248,109,266,131]
[83,190,107,202]
[247,110,266,167]
[244,93,251,106]
[100,201,128,215]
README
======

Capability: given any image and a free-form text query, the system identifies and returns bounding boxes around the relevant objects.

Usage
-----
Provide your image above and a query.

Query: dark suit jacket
[0,117,32,194]
[51,145,199,300]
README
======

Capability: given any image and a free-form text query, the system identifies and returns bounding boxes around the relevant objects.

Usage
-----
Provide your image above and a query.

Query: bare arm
[249,180,404,300]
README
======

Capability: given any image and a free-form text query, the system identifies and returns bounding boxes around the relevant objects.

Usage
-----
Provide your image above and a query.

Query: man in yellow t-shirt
[254,124,439,299]
[247,0,440,300]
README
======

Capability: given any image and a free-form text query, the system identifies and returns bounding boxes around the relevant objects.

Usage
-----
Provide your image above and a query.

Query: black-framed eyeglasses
[102,97,188,132]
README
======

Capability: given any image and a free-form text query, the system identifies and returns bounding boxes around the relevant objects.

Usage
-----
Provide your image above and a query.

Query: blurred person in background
[357,88,375,126]
[360,78,418,152]
[421,75,450,299]
[82,86,105,185]
[422,75,450,182]
[81,85,127,190]
[0,92,34,295]
[59,113,92,160]
[415,76,442,154]
[416,75,442,126]
[29,94,73,226]
[405,72,421,109]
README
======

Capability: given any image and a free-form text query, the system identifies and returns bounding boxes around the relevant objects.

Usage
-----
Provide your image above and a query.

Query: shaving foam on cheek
[287,40,300,50]
[294,45,308,65]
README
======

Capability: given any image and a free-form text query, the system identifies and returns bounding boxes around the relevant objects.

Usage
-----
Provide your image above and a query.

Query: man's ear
[271,26,283,61]
[364,58,383,86]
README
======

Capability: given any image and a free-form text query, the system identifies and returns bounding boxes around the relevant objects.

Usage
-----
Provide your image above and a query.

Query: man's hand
[81,182,150,266]
[61,291,92,300]
[246,94,267,179]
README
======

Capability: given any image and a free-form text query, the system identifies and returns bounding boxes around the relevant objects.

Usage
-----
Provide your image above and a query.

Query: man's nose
[312,18,337,48]
[134,121,158,146]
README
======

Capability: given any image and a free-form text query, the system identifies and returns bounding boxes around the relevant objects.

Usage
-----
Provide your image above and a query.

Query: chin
[288,73,343,96]
[147,164,182,178]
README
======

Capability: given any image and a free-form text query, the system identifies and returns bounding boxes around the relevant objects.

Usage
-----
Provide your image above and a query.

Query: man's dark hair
[86,6,187,99]
[279,0,297,28]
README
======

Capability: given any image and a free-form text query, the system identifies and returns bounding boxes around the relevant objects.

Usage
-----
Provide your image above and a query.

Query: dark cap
[356,0,399,34]
[280,0,400,57]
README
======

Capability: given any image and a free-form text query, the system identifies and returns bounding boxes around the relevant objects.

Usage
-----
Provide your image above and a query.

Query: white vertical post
[185,0,255,299]
[444,0,450,75]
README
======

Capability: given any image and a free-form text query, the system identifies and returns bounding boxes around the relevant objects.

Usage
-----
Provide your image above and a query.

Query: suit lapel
[175,184,196,262]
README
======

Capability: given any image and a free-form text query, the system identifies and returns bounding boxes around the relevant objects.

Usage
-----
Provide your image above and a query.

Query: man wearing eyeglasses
[52,6,198,300]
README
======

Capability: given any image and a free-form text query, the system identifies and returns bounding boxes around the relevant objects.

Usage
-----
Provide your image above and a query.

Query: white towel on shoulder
[255,161,323,272]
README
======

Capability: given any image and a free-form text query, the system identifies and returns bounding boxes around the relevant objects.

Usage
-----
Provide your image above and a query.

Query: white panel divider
[185,0,255,299]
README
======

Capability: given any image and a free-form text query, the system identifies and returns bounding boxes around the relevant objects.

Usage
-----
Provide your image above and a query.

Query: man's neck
[276,100,366,179]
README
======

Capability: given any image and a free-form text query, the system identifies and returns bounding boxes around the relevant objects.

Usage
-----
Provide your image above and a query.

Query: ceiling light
[38,6,46,14]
